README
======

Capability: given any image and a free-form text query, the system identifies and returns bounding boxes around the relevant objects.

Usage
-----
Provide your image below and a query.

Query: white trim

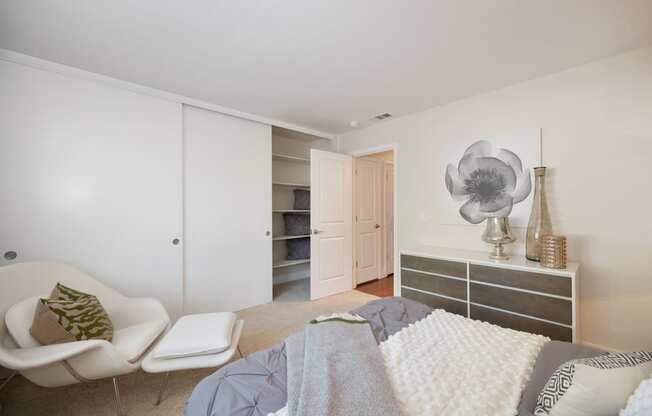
[466,263,471,318]
[469,302,572,329]
[401,246,578,277]
[469,279,573,301]
[580,340,620,353]
[402,286,467,304]
[572,266,579,343]
[0,48,335,140]
[401,267,467,283]
[393,144,399,297]
[348,144,395,157]
[348,143,399,296]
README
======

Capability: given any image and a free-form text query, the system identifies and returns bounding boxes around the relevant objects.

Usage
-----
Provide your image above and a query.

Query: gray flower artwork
[445,140,532,224]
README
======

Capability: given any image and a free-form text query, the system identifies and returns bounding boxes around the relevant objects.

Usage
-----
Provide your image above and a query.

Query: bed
[184,297,603,416]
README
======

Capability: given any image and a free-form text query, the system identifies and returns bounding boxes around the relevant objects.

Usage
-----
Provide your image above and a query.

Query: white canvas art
[439,128,541,227]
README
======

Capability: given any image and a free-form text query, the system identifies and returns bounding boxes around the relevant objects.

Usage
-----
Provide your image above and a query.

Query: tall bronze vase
[526,167,552,261]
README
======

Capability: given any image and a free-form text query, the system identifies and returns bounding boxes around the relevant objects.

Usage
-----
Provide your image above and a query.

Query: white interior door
[0,60,184,317]
[355,158,383,285]
[184,105,272,313]
[310,149,353,300]
[385,163,395,277]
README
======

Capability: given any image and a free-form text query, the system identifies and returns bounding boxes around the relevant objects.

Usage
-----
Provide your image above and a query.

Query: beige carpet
[0,289,378,416]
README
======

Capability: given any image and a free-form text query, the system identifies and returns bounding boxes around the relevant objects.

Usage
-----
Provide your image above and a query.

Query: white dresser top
[401,244,579,277]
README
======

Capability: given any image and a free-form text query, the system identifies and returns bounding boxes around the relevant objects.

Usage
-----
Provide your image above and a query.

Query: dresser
[399,246,579,342]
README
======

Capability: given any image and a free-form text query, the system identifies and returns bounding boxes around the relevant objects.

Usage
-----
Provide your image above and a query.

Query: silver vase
[482,216,515,260]
[526,167,552,261]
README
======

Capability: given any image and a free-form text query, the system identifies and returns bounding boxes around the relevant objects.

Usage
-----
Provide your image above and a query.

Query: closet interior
[271,127,332,302]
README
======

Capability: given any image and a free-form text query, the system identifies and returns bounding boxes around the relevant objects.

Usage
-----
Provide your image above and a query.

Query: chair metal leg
[0,371,17,414]
[112,377,126,416]
[154,372,170,406]
[0,372,17,394]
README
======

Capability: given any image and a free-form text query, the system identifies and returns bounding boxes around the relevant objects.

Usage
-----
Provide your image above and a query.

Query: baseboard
[579,340,622,352]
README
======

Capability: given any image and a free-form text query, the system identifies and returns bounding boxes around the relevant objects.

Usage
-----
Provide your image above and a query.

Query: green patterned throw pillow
[30,283,114,345]
[50,282,94,302]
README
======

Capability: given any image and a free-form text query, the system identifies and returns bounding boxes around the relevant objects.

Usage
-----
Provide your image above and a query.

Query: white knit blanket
[272,309,548,416]
[380,309,549,416]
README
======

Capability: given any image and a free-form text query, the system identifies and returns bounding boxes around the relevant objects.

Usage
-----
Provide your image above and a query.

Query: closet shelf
[272,153,310,163]
[273,182,310,188]
[273,259,310,268]
[273,234,310,241]
[272,209,310,213]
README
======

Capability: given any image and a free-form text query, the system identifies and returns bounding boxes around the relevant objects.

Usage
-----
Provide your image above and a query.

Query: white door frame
[348,144,399,297]
[383,161,395,278]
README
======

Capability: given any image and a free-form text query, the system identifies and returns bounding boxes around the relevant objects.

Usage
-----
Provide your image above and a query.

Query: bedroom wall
[337,45,652,351]
[0,58,185,318]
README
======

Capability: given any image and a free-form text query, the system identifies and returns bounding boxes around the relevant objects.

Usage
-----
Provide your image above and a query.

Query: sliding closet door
[184,105,272,313]
[0,60,183,317]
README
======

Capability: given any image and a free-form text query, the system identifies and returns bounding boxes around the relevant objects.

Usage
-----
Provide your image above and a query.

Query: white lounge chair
[0,262,170,415]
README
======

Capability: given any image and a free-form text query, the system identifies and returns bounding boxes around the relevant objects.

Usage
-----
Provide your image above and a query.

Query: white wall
[338,46,652,351]
[0,59,184,317]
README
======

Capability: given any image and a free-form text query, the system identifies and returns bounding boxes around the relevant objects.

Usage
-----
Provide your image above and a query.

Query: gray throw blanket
[285,315,400,416]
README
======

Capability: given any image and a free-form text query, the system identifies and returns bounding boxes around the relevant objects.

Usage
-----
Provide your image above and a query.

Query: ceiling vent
[372,112,392,121]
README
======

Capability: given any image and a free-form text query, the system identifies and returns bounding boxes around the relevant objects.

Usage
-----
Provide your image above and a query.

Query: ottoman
[142,312,244,404]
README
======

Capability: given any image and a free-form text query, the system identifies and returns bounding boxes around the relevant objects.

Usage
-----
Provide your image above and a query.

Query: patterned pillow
[50,282,94,301]
[30,284,113,345]
[535,352,652,416]
[621,376,652,416]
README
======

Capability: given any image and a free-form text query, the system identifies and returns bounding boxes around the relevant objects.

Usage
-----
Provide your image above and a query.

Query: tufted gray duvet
[183,296,603,416]
[183,297,430,416]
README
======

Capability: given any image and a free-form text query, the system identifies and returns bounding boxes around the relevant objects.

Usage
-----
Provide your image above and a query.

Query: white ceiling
[1,1,651,135]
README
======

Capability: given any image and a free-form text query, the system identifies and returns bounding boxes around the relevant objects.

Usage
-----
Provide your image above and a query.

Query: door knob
[312,229,322,235]
[375,224,381,229]
[4,251,17,261]
[266,231,271,236]
[172,238,180,245]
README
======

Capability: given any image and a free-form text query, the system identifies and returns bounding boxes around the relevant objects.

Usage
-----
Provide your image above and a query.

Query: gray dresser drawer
[401,287,467,316]
[469,282,572,325]
[470,304,572,342]
[399,249,578,342]
[401,269,467,301]
[401,254,466,278]
[469,264,571,297]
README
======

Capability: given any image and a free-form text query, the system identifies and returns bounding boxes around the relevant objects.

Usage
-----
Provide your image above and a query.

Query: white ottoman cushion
[142,320,243,373]
[153,312,236,359]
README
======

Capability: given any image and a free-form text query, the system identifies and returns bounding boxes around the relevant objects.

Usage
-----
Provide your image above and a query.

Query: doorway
[353,149,395,297]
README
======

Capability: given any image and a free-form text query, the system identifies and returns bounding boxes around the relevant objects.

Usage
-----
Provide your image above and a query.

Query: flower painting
[438,129,541,227]
[445,140,531,224]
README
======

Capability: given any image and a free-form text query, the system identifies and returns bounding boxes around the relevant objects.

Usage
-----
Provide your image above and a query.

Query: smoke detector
[372,112,392,121]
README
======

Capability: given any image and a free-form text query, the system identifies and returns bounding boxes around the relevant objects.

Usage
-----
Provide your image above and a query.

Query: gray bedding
[184,297,603,416]
[285,317,399,416]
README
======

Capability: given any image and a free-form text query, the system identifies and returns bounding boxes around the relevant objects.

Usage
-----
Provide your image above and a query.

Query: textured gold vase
[526,167,552,261]
[540,235,567,269]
